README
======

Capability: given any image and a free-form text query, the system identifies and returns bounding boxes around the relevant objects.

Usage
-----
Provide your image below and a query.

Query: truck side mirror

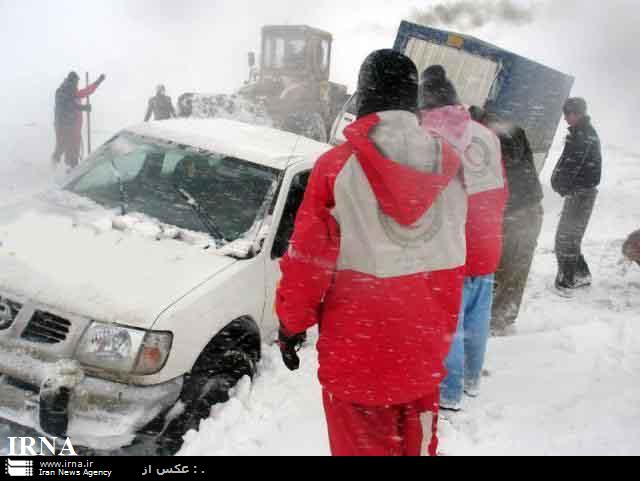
[248,52,256,68]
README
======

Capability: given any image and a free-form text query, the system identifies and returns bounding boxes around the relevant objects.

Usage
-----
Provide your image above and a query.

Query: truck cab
[247,25,348,142]
[180,25,348,144]
[239,26,333,102]
[260,25,333,84]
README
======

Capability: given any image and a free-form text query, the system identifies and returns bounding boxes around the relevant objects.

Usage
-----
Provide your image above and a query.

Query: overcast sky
[0,0,638,149]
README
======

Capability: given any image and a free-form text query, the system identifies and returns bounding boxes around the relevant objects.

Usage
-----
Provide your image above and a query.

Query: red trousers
[322,390,439,457]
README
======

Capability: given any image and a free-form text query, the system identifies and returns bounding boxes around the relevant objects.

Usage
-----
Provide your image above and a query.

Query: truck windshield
[65,132,279,243]
[263,33,307,70]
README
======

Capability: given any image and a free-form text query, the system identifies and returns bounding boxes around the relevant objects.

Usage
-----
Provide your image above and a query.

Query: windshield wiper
[110,161,128,215]
[173,185,228,248]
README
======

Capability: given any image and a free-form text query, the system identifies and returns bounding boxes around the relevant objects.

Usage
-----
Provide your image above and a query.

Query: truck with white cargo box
[331,20,575,172]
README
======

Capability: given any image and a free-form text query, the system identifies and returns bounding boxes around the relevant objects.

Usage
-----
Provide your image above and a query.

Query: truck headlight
[75,322,172,375]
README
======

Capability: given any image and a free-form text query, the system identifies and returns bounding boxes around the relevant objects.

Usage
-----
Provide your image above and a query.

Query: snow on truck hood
[0,199,237,329]
[127,118,331,170]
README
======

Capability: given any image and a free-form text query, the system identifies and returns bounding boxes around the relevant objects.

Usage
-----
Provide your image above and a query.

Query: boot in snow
[554,255,583,296]
[439,399,462,412]
[464,379,481,398]
[574,255,592,287]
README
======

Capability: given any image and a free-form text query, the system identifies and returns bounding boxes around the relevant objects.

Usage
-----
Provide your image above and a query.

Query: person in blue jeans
[441,276,495,409]
[420,69,507,411]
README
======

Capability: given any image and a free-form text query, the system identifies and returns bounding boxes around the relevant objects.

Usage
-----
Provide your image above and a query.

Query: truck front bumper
[0,344,183,451]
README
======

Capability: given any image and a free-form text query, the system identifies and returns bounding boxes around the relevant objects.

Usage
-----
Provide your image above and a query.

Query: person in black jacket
[551,98,602,293]
[145,85,176,122]
[477,108,544,334]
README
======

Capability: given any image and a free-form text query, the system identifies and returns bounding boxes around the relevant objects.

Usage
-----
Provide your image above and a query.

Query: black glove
[97,74,106,84]
[278,328,306,371]
[78,104,92,113]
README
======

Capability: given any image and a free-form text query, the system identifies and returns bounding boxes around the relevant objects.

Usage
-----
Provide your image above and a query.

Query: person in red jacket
[275,50,468,456]
[53,71,106,168]
[420,66,507,411]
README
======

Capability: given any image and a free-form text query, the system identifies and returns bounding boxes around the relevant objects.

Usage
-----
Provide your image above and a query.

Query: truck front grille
[21,311,71,344]
[0,297,22,330]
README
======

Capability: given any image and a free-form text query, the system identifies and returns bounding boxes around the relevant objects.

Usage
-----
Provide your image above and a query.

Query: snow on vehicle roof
[126,119,331,170]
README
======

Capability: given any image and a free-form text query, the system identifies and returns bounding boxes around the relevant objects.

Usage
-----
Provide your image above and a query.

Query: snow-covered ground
[1,123,639,456]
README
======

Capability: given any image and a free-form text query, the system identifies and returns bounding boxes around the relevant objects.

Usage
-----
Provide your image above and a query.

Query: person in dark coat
[551,98,602,293]
[52,72,106,168]
[145,85,176,122]
[479,108,544,334]
[420,72,507,411]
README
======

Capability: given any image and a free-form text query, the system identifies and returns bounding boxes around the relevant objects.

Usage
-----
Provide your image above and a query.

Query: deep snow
[0,122,639,456]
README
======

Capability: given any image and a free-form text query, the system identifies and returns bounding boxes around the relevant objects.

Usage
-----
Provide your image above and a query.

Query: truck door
[404,37,500,108]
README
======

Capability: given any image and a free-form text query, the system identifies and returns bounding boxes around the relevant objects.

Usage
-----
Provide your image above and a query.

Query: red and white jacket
[276,111,468,408]
[421,107,508,277]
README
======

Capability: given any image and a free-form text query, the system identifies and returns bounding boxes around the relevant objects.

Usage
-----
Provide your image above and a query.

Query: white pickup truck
[0,119,329,451]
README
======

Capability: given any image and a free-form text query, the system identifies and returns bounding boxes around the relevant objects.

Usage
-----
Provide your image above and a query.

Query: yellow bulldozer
[178,25,350,143]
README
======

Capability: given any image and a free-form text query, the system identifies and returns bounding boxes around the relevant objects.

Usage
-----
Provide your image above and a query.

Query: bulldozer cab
[260,25,332,82]
[179,25,346,143]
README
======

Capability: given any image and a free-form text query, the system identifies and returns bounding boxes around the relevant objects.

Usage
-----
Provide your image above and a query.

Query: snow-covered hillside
[0,123,638,456]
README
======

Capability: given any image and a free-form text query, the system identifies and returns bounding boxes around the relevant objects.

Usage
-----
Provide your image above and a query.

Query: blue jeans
[441,275,495,407]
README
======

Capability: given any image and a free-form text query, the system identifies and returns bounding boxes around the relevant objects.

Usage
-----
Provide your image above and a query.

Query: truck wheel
[155,319,260,455]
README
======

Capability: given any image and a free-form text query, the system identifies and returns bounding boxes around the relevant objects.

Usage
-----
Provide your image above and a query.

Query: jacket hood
[343,111,461,227]
[420,105,473,155]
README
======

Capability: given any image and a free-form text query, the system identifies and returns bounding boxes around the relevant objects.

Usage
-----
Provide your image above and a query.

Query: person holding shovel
[52,72,106,169]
